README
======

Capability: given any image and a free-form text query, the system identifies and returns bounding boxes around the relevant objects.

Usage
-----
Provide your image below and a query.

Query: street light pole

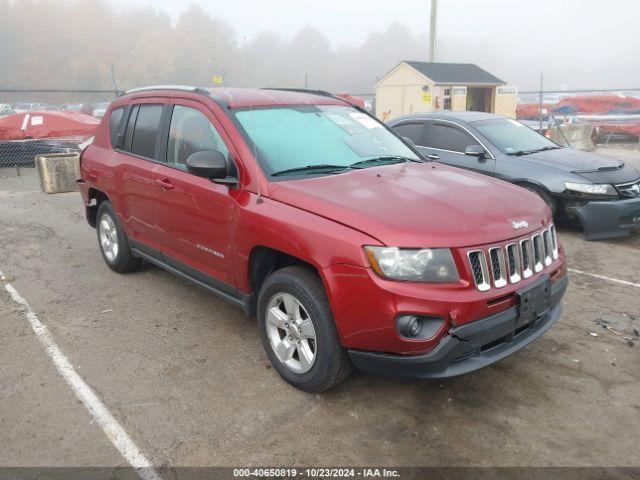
[429,0,438,62]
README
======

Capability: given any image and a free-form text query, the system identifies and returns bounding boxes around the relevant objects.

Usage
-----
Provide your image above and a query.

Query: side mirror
[464,145,486,158]
[402,136,416,147]
[186,150,228,179]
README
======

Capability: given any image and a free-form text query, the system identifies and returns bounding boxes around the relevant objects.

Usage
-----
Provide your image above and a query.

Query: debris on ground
[593,313,639,347]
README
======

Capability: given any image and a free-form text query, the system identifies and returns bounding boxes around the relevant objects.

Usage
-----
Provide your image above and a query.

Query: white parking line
[0,270,162,480]
[568,268,640,289]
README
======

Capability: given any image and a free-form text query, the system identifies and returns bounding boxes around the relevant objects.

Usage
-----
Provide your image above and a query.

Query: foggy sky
[112,0,640,91]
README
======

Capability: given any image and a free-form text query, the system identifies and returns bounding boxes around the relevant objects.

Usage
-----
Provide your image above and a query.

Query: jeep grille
[467,225,559,291]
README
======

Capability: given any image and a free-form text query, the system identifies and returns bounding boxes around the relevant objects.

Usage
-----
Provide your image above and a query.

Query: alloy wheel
[98,213,119,263]
[265,292,317,374]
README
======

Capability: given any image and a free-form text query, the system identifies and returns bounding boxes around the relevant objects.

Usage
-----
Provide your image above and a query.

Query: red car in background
[78,86,567,391]
[0,110,99,167]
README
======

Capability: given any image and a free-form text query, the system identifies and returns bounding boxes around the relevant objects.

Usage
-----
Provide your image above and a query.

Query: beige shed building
[375,61,518,121]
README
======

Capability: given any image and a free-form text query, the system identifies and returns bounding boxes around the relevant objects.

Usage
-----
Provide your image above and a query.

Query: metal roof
[404,61,505,85]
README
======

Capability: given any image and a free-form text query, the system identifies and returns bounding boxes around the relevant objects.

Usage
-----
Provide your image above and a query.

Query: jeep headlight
[364,246,459,282]
[564,182,617,196]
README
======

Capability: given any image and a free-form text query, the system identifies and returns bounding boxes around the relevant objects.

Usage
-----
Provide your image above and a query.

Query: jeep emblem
[512,220,529,230]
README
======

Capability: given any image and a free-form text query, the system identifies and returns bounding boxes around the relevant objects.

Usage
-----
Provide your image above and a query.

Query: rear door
[152,99,239,290]
[425,120,496,175]
[112,101,165,252]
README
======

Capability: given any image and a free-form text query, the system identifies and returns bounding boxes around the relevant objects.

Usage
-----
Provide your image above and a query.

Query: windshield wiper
[507,150,535,156]
[531,146,561,152]
[508,146,561,156]
[271,164,350,177]
[349,156,419,168]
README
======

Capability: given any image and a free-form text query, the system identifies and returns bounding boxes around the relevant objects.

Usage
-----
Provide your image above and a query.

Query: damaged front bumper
[348,274,568,380]
[572,196,640,240]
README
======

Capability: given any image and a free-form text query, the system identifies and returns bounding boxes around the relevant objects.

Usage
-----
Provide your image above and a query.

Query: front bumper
[348,274,568,380]
[573,196,640,240]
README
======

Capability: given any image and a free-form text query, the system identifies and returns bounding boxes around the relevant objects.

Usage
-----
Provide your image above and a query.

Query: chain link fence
[517,88,640,145]
[0,89,119,169]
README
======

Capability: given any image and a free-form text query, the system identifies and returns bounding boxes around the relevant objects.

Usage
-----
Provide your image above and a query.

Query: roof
[404,61,505,85]
[389,111,505,124]
[208,88,349,108]
[121,86,350,109]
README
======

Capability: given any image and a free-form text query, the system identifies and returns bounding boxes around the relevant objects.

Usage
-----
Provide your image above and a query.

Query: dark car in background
[389,112,640,240]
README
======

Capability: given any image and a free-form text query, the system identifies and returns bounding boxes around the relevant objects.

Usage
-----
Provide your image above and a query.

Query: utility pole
[428,0,438,62]
[539,72,543,132]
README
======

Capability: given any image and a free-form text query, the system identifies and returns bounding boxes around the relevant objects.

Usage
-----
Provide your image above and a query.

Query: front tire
[96,201,141,273]
[257,266,352,392]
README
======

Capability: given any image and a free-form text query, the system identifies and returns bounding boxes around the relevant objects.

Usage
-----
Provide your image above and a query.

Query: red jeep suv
[79,86,568,391]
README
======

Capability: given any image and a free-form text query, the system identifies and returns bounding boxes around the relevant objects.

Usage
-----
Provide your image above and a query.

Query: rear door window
[393,122,426,146]
[130,104,163,159]
[430,123,478,153]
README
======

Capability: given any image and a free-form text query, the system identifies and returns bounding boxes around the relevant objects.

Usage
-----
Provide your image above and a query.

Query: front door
[152,101,238,290]
[423,121,496,175]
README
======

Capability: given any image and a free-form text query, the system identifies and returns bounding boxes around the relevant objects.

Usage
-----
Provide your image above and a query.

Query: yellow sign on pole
[213,75,224,85]
[422,93,432,104]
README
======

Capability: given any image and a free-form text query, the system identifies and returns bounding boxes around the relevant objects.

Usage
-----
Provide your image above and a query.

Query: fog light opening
[397,315,444,340]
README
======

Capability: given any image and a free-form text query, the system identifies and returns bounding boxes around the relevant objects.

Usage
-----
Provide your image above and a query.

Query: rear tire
[257,266,352,392]
[520,183,557,216]
[96,201,141,273]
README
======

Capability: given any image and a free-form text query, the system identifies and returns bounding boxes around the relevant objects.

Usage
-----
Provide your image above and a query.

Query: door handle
[155,178,174,190]
[426,154,440,160]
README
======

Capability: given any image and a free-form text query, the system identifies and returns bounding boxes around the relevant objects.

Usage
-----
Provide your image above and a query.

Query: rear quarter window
[109,106,124,149]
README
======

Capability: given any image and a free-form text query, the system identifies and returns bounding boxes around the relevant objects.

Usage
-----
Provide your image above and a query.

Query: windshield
[234,105,420,177]
[472,118,559,154]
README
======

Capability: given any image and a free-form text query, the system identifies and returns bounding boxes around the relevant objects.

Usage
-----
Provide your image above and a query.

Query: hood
[523,147,623,172]
[267,163,551,248]
[518,148,640,184]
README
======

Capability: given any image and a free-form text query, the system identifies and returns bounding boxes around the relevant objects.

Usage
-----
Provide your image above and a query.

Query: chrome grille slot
[532,234,544,272]
[488,247,507,288]
[506,243,521,283]
[542,229,553,266]
[466,223,558,291]
[468,250,490,292]
[520,238,533,279]
[550,225,558,260]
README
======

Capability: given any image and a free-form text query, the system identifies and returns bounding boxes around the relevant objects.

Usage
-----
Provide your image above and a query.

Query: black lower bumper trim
[348,274,568,380]
[574,197,640,240]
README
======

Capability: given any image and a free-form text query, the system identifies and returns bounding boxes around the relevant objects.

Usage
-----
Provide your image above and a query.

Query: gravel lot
[1,148,639,472]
